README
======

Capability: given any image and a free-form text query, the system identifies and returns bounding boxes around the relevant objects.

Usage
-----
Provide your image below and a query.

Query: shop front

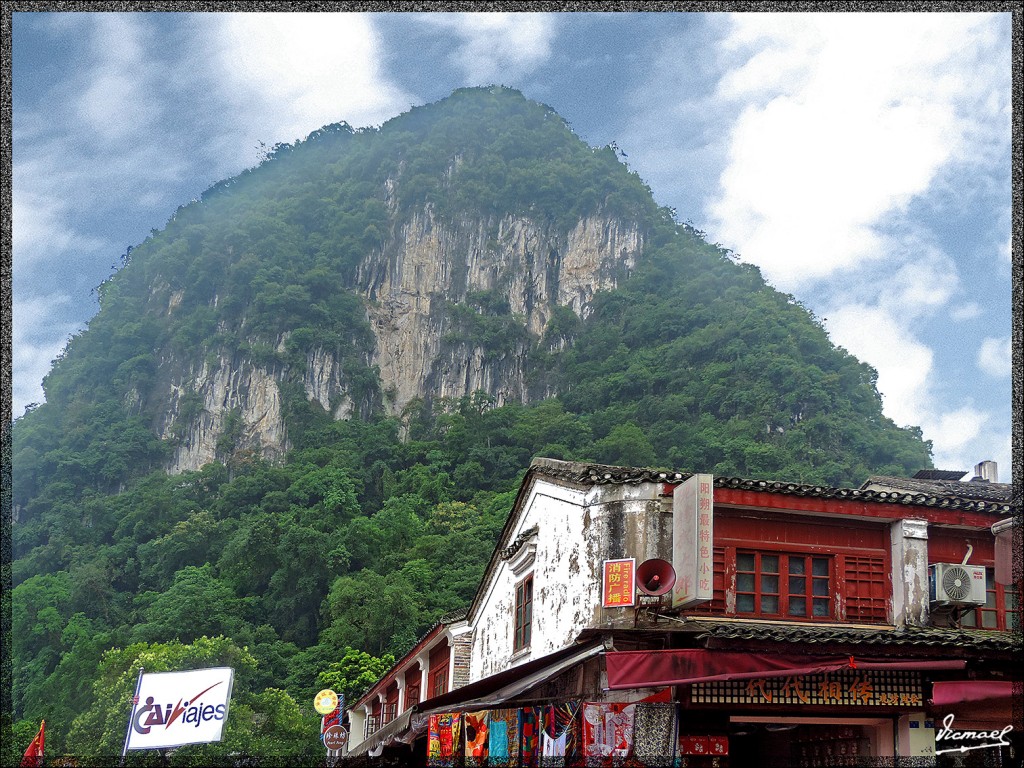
[603,645,1005,765]
[675,667,932,766]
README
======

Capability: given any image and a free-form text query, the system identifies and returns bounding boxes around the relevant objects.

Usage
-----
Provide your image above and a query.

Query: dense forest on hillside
[8,87,932,763]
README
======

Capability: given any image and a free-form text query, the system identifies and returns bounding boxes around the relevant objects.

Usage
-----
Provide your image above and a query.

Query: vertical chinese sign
[672,474,713,608]
[602,558,636,608]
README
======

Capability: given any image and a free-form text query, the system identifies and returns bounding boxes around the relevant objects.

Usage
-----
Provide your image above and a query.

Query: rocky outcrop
[160,354,290,473]
[303,346,355,420]
[360,207,641,414]
[158,207,641,472]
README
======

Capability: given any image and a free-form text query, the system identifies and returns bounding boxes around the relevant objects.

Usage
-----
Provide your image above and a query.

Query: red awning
[604,650,966,689]
[931,680,1015,706]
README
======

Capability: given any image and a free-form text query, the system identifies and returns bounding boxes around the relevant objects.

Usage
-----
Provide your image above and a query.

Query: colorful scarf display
[464,710,490,765]
[487,708,521,767]
[520,706,542,766]
[541,729,568,761]
[581,701,636,759]
[632,702,676,763]
[544,700,582,760]
[427,712,462,766]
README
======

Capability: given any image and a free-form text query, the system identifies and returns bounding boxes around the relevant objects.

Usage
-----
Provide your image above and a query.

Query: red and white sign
[672,474,713,608]
[125,667,234,751]
[323,725,348,750]
[602,558,636,608]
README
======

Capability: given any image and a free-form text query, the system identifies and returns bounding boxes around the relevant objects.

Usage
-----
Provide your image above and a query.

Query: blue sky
[10,10,1015,482]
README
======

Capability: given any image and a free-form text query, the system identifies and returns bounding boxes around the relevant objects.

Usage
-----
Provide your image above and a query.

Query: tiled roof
[530,457,688,486]
[688,620,1020,653]
[862,475,1013,503]
[527,459,1016,515]
[501,524,538,560]
[351,607,469,710]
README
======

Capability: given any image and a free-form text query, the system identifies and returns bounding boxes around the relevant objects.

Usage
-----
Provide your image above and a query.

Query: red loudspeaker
[636,559,676,596]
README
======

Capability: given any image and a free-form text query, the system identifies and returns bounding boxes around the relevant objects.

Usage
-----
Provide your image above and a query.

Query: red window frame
[427,643,450,699]
[735,551,833,619]
[383,685,399,724]
[960,569,1021,631]
[514,574,534,652]
[404,672,420,712]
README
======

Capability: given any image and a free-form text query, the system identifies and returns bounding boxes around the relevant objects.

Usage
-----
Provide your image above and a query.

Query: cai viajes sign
[123,667,234,753]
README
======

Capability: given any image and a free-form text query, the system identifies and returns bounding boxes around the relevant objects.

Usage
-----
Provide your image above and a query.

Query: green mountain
[8,86,931,761]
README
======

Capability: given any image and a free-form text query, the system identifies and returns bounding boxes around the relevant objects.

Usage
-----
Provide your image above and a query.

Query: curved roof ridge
[527,458,1015,515]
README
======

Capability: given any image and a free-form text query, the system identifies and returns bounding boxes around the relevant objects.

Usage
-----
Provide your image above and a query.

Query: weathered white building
[346,458,1019,764]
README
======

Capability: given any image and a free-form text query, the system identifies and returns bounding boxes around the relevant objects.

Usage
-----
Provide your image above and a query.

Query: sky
[9,10,1016,483]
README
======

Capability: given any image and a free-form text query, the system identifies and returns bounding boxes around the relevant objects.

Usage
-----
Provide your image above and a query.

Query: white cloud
[875,244,960,319]
[13,166,109,277]
[825,304,933,428]
[708,12,1009,291]
[420,12,556,82]
[925,406,1012,484]
[12,295,82,420]
[213,13,413,150]
[825,303,1010,481]
[13,189,77,265]
[950,303,983,321]
[76,14,157,142]
[927,406,987,457]
[977,336,1011,378]
[999,234,1012,263]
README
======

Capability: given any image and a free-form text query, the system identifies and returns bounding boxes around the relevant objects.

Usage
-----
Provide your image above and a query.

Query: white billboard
[124,667,234,751]
[672,474,714,608]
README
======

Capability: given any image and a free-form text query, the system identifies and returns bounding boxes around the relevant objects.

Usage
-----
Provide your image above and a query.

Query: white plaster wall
[470,479,591,680]
[468,477,671,682]
[890,519,930,626]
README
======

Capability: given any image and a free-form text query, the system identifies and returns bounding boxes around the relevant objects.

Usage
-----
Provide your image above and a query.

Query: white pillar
[445,637,456,695]
[395,675,406,716]
[417,653,430,700]
[890,519,929,626]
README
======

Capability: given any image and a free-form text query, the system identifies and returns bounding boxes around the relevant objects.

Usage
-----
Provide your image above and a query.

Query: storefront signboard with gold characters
[691,669,923,707]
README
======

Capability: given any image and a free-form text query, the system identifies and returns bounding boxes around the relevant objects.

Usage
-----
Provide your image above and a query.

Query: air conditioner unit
[928,563,987,606]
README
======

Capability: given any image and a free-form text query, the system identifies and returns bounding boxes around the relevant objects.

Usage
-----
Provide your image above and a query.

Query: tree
[592,422,658,467]
[316,647,396,706]
[132,565,244,644]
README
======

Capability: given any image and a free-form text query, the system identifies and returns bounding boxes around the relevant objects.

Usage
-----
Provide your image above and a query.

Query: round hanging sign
[314,689,339,715]
[323,725,348,750]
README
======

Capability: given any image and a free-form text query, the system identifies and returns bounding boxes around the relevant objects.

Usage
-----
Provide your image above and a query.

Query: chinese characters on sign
[691,670,923,707]
[672,474,713,608]
[602,559,636,608]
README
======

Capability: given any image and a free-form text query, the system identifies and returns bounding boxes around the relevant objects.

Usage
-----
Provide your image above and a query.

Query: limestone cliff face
[157,339,366,474]
[159,206,641,473]
[360,207,642,414]
[159,353,290,474]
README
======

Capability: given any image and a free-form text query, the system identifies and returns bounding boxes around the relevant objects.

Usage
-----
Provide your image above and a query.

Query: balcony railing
[364,716,380,739]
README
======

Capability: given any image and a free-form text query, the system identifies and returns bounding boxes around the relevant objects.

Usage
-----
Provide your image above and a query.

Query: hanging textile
[541,729,568,762]
[544,700,582,760]
[488,708,521,767]
[581,702,636,759]
[632,702,676,763]
[464,710,490,765]
[520,706,542,767]
[427,712,462,766]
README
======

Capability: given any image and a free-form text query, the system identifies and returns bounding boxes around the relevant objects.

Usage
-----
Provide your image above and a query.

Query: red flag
[20,720,45,767]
